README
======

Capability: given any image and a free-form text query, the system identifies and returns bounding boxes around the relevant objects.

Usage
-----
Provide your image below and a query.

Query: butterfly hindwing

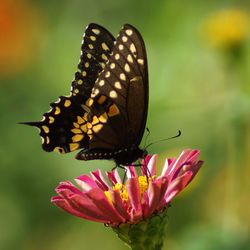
[22,23,115,153]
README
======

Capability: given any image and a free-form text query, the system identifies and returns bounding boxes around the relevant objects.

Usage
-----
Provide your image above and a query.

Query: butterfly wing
[76,24,148,159]
[22,23,115,153]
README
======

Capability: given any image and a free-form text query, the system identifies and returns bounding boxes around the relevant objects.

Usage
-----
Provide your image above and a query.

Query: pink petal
[164,171,193,203]
[147,177,168,215]
[126,178,142,221]
[143,154,157,176]
[107,168,122,185]
[53,188,115,223]
[75,175,99,191]
[126,166,137,178]
[141,191,150,218]
[91,169,109,190]
[86,188,126,224]
[109,189,131,221]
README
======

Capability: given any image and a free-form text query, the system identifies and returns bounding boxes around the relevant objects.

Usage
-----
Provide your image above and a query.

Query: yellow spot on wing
[108,104,120,117]
[97,95,107,104]
[93,124,103,133]
[92,116,99,125]
[69,143,80,151]
[74,122,80,128]
[54,147,65,154]
[49,116,55,123]
[72,134,84,142]
[81,124,87,132]
[71,128,82,134]
[64,100,71,107]
[99,112,108,123]
[86,98,94,107]
[42,125,49,133]
[77,116,85,124]
[55,107,61,115]
[46,136,50,144]
[87,122,92,129]
[102,54,108,60]
[102,42,109,51]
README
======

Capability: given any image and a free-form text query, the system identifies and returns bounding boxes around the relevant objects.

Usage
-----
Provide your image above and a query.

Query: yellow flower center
[105,176,155,203]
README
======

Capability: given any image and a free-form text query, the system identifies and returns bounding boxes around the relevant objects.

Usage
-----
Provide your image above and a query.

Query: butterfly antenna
[145,130,181,150]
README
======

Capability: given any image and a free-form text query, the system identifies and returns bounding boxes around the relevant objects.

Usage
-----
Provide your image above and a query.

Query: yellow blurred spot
[202,9,249,49]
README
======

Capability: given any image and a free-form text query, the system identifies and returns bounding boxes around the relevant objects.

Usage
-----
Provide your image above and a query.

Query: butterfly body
[76,145,146,165]
[22,23,148,166]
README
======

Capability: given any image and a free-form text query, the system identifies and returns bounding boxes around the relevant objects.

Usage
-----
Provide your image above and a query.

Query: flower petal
[143,154,157,176]
[107,168,122,185]
[75,175,99,191]
[126,177,142,221]
[52,188,113,223]
[164,171,193,203]
[91,169,109,190]
[147,177,168,215]
[109,189,131,221]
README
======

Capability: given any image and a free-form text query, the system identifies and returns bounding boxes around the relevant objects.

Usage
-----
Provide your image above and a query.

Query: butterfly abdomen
[76,146,145,165]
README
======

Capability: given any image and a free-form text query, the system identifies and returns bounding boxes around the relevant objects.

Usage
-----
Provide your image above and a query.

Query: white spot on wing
[137,59,144,65]
[122,36,128,42]
[130,43,136,54]
[120,73,126,81]
[125,29,133,36]
[127,54,133,63]
[115,53,120,60]
[99,80,105,86]
[102,42,109,51]
[92,29,100,35]
[105,71,111,78]
[124,63,130,72]
[115,81,122,89]
[109,90,118,98]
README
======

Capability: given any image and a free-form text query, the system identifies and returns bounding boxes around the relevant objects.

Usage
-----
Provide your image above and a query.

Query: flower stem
[112,209,169,250]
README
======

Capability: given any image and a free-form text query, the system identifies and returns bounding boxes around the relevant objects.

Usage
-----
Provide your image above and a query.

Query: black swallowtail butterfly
[22,23,148,166]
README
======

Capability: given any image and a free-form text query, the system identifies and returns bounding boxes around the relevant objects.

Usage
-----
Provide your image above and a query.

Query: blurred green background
[1,0,250,249]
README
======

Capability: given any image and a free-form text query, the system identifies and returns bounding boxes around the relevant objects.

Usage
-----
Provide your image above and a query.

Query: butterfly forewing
[71,23,115,97]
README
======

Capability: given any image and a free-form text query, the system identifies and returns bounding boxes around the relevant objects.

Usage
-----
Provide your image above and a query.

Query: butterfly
[22,23,148,166]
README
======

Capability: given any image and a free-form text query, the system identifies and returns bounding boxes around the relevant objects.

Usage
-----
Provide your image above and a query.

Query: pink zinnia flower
[51,149,203,226]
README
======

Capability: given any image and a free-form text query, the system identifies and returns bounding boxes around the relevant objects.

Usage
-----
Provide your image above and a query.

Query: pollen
[138,176,150,195]
[105,183,129,203]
